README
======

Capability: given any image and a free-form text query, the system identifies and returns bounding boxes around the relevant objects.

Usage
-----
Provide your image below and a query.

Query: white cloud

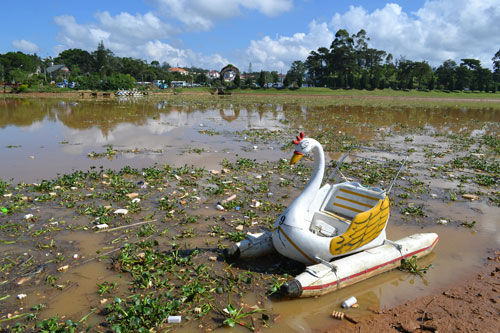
[53,13,228,70]
[241,20,334,72]
[12,39,40,53]
[153,0,293,31]
[329,0,500,68]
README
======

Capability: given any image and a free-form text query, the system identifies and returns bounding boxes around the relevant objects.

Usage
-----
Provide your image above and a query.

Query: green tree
[435,59,457,90]
[234,73,240,87]
[412,61,432,89]
[55,49,94,74]
[492,49,500,84]
[271,71,279,84]
[287,60,305,87]
[257,70,266,88]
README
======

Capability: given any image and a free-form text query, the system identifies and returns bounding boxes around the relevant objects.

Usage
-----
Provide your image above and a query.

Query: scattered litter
[3,193,12,198]
[100,298,108,304]
[50,221,59,226]
[17,294,27,300]
[29,156,35,159]
[332,310,358,324]
[430,194,438,199]
[267,192,273,198]
[24,214,34,220]
[462,194,479,201]
[132,198,141,203]
[73,254,79,260]
[95,224,109,230]
[253,145,258,150]
[114,209,129,215]
[210,170,220,175]
[222,194,237,203]
[438,219,448,225]
[125,193,139,199]
[57,265,69,272]
[167,316,182,324]
[342,296,357,308]
[216,203,225,211]
[332,310,345,320]
[174,174,182,181]
[235,225,244,231]
[208,256,217,262]
[194,307,202,314]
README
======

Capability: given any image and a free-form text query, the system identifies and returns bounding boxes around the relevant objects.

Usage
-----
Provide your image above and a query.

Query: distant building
[206,70,220,79]
[46,64,70,79]
[168,67,188,75]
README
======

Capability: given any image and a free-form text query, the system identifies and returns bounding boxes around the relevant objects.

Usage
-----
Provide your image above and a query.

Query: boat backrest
[321,183,385,219]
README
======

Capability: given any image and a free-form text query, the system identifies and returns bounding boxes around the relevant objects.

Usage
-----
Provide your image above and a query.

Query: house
[206,70,220,79]
[46,64,70,79]
[168,67,188,75]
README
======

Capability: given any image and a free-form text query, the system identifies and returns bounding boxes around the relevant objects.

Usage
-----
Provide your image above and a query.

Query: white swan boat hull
[281,232,438,298]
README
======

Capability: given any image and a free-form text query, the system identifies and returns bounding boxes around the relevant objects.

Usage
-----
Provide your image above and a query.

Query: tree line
[1,30,500,92]
[280,29,500,92]
[0,41,208,90]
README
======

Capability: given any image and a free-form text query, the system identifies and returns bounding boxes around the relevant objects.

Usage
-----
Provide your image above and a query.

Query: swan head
[290,132,312,165]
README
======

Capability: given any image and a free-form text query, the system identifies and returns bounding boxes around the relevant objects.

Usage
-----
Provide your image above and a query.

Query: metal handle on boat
[325,146,408,195]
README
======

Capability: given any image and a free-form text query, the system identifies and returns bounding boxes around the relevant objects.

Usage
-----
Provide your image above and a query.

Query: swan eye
[300,141,309,150]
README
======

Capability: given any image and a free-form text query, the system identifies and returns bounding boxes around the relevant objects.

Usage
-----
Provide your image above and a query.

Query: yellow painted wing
[329,197,390,255]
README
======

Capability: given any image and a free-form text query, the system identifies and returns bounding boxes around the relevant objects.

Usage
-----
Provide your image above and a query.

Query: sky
[3,0,500,72]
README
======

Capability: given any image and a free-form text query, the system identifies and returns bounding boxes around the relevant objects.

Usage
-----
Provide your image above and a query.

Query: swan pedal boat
[224,132,438,298]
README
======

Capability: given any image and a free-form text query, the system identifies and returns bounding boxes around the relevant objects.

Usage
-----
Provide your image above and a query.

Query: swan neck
[293,140,325,211]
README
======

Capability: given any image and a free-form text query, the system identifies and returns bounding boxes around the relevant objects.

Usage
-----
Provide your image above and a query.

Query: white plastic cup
[341,296,357,308]
[167,316,182,324]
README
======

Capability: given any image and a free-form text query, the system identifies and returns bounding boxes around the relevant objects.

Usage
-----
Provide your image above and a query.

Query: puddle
[0,97,498,331]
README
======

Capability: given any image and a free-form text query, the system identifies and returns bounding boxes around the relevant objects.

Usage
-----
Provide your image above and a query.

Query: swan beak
[290,151,303,165]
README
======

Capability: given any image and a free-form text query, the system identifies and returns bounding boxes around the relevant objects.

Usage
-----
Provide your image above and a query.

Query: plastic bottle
[341,296,357,308]
[167,316,182,324]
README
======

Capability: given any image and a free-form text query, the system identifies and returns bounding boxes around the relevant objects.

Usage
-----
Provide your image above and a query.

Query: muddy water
[1,97,499,331]
[0,98,286,183]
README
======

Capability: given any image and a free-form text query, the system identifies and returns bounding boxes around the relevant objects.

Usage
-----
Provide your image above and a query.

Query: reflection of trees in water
[282,105,500,139]
[219,107,240,122]
[1,99,498,138]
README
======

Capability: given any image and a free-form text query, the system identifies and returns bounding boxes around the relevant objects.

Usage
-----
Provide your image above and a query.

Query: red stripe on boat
[302,236,439,291]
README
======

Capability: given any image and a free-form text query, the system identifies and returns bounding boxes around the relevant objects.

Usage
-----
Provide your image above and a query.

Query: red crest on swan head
[292,132,305,145]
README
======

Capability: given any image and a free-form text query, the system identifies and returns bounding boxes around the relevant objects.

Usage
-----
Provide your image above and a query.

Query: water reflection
[0,98,498,183]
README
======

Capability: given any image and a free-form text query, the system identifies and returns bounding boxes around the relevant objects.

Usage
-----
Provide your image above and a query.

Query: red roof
[169,67,187,72]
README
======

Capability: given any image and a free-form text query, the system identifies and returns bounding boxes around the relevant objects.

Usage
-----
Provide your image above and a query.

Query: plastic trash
[114,209,129,215]
[342,296,357,308]
[24,214,34,220]
[216,203,225,211]
[17,294,27,300]
[167,316,181,324]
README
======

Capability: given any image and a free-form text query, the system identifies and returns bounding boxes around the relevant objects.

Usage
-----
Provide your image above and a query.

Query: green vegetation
[399,255,433,277]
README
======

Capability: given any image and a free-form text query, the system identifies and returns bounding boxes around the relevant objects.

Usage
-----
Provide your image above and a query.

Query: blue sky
[3,0,500,71]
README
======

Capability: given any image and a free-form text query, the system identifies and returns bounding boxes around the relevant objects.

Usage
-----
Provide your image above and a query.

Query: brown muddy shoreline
[2,90,500,103]
[329,250,500,332]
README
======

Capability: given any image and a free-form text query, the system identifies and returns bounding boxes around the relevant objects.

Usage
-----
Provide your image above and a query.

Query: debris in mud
[462,194,480,201]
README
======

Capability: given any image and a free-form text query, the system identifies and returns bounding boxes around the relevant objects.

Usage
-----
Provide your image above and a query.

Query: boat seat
[321,183,385,219]
[310,211,350,237]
